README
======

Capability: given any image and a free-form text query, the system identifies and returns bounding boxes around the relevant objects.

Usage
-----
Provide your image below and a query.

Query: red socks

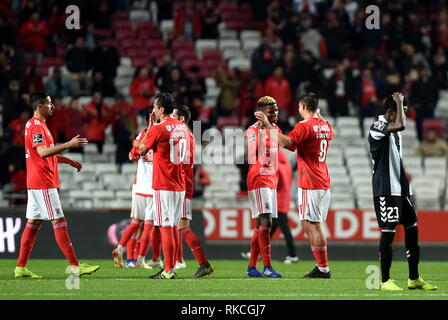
[249,228,260,268]
[53,220,78,266]
[17,222,41,267]
[127,234,137,260]
[179,227,207,265]
[138,220,154,257]
[311,245,329,269]
[151,226,161,261]
[160,227,176,273]
[258,225,272,267]
[119,219,141,247]
[173,226,183,263]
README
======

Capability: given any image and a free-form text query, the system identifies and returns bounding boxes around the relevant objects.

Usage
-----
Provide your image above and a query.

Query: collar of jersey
[378,115,387,122]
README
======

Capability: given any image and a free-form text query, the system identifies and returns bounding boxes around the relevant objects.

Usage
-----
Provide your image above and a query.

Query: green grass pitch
[0,259,446,300]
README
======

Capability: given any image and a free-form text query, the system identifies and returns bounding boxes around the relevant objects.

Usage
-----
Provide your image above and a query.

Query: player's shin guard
[180,227,207,265]
[53,220,78,266]
[311,245,329,272]
[405,225,420,280]
[152,226,162,261]
[249,228,260,268]
[118,219,142,247]
[379,230,395,282]
[17,222,41,267]
[258,225,272,267]
[138,220,154,257]
[160,227,175,273]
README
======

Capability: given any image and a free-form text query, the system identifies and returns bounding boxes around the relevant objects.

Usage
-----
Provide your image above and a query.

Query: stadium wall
[1,208,447,260]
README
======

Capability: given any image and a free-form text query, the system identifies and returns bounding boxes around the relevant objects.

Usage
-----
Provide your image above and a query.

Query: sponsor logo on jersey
[373,121,386,130]
[248,133,256,142]
[33,133,43,144]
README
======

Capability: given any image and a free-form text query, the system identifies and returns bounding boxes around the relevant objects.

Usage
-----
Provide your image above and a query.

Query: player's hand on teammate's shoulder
[69,134,88,149]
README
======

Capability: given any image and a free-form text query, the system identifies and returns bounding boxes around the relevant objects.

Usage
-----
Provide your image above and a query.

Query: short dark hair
[30,92,49,110]
[383,96,408,113]
[155,92,176,115]
[298,93,319,112]
[174,104,191,123]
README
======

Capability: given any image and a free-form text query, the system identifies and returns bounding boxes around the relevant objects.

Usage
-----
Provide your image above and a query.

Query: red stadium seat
[135,20,156,31]
[132,57,149,68]
[41,57,64,68]
[115,30,135,40]
[181,58,201,70]
[148,48,170,60]
[126,48,148,58]
[171,40,194,51]
[423,119,446,139]
[111,11,128,21]
[202,50,222,61]
[204,58,227,71]
[219,2,238,11]
[225,20,247,31]
[174,48,197,60]
[217,116,240,130]
[143,39,166,50]
[102,39,119,48]
[113,20,133,31]
[138,29,162,40]
[94,29,113,38]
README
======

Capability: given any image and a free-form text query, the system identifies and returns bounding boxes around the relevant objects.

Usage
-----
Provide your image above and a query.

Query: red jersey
[143,117,190,191]
[24,117,60,189]
[246,121,282,190]
[288,118,334,190]
[185,131,195,199]
[277,149,292,213]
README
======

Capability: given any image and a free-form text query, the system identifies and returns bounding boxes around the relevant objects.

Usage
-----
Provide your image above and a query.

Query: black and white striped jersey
[368,115,412,197]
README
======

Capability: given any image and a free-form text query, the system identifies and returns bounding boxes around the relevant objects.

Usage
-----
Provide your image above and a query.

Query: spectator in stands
[433,46,448,89]
[1,79,28,129]
[84,23,97,50]
[84,91,110,153]
[90,40,120,94]
[187,65,207,102]
[156,53,180,89]
[2,41,25,81]
[7,109,29,147]
[65,37,91,76]
[18,11,49,58]
[281,47,299,94]
[321,10,348,60]
[383,59,402,97]
[267,0,286,36]
[409,67,440,140]
[250,34,276,81]
[93,0,112,29]
[300,27,326,60]
[91,71,116,97]
[200,0,220,39]
[280,13,302,45]
[215,67,242,116]
[416,129,448,158]
[23,64,43,93]
[174,0,201,40]
[264,65,293,115]
[161,66,189,105]
[238,74,264,119]
[46,95,67,143]
[156,0,174,22]
[65,97,87,153]
[44,66,69,97]
[18,0,40,24]
[327,61,353,117]
[0,13,14,49]
[113,113,135,165]
[69,71,92,97]
[130,66,156,115]
[190,96,212,134]
[2,164,27,205]
[265,27,283,61]
[356,68,380,125]
[110,93,137,134]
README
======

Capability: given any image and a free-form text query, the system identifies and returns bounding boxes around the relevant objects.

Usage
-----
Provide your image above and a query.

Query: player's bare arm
[56,156,83,172]
[387,92,406,133]
[36,135,88,158]
[254,111,294,148]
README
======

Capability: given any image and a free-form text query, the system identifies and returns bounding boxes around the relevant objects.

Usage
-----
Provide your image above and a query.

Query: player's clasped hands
[69,134,88,148]
[392,92,404,104]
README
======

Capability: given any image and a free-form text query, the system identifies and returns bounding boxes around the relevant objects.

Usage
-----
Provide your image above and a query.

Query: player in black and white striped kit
[368,92,437,291]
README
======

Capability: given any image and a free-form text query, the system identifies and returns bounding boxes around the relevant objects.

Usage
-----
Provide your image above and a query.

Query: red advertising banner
[200,209,448,242]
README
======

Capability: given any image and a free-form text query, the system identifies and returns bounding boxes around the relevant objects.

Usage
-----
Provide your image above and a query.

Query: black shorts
[373,195,418,229]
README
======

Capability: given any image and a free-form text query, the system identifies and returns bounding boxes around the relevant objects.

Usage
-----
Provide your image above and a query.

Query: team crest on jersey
[166,125,172,132]
[312,126,318,132]
[374,121,386,130]
[33,133,43,144]
[264,202,270,210]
